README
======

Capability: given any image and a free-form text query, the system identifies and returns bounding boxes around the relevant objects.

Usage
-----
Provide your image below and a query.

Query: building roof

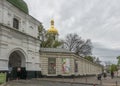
[40,48,74,53]
[7,0,29,14]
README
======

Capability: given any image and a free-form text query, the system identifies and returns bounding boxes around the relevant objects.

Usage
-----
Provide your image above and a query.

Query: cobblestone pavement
[2,76,120,86]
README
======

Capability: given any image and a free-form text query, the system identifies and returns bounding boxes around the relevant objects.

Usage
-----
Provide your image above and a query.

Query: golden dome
[48,19,58,35]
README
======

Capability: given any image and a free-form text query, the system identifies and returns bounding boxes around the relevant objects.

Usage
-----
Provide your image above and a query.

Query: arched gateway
[9,50,26,68]
[8,49,27,80]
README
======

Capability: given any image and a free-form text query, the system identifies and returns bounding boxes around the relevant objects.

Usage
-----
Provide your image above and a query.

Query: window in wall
[62,58,70,74]
[48,58,56,74]
[30,26,33,29]
[13,18,19,29]
[74,60,78,73]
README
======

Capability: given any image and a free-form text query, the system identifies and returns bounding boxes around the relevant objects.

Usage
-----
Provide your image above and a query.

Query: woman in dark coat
[111,71,114,79]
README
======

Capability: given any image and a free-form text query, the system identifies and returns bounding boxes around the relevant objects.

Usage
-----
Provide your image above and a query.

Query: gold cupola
[48,19,58,35]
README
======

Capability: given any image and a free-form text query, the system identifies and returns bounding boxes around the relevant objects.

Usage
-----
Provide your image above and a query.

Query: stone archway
[8,50,26,68]
[8,49,27,80]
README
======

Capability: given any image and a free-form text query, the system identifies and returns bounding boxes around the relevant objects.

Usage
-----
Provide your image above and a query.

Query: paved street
[3,80,96,86]
[36,76,120,86]
[1,76,120,86]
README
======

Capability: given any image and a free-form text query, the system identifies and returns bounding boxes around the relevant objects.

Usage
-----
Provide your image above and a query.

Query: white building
[0,0,41,78]
[0,0,103,79]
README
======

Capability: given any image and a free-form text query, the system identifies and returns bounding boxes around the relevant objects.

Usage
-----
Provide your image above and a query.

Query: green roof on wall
[7,0,29,14]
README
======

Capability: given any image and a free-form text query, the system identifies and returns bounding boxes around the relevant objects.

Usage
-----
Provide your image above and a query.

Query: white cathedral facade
[0,0,41,78]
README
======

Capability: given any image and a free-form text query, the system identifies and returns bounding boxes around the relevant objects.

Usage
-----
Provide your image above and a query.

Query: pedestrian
[103,72,107,79]
[111,71,114,79]
[97,73,102,80]
[17,67,21,80]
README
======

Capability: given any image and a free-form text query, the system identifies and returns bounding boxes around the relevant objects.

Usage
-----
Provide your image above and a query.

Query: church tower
[47,19,59,40]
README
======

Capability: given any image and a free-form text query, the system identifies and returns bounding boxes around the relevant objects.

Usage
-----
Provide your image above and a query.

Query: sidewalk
[1,76,120,86]
[102,76,120,86]
[36,76,120,86]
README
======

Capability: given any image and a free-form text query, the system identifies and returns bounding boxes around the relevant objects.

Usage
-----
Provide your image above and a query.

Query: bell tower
[47,19,59,40]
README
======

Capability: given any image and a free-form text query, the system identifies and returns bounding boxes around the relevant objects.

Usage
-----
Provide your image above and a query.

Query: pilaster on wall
[40,56,48,75]
[70,58,75,75]
[0,38,9,71]
[56,58,62,75]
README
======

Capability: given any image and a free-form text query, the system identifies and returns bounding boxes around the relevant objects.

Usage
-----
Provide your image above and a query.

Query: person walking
[97,73,102,80]
[111,71,114,79]
[17,67,21,80]
[103,72,107,79]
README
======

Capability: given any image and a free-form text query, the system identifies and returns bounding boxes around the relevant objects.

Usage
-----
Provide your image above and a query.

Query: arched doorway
[8,50,26,68]
[8,50,26,80]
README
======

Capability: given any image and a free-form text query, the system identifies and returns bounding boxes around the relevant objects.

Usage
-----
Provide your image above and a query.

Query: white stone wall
[118,70,120,77]
[40,52,103,76]
[0,0,40,38]
[0,23,40,71]
[77,58,102,75]
[40,53,74,76]
[0,0,41,71]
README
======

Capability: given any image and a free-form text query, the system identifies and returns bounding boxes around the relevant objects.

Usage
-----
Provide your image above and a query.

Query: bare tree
[63,33,92,56]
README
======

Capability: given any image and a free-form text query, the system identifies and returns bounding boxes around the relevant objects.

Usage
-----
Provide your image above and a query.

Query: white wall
[0,18,40,71]
[0,0,40,38]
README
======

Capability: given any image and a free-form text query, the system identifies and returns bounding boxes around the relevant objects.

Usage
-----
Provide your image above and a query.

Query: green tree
[38,24,62,48]
[38,23,46,41]
[110,64,118,72]
[84,56,95,62]
[117,56,120,65]
[41,34,62,48]
[84,56,101,64]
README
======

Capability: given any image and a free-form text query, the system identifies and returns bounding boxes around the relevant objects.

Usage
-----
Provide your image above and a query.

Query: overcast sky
[24,0,120,64]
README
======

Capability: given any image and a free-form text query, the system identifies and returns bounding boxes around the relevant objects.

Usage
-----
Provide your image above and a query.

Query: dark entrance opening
[8,50,26,80]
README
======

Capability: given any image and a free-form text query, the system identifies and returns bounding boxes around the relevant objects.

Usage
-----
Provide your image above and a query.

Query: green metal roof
[7,0,29,14]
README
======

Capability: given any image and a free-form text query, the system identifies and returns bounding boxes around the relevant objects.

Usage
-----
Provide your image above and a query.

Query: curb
[35,79,99,85]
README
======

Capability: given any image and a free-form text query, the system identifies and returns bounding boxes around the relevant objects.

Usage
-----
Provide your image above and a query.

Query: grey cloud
[93,42,120,64]
[24,0,120,64]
